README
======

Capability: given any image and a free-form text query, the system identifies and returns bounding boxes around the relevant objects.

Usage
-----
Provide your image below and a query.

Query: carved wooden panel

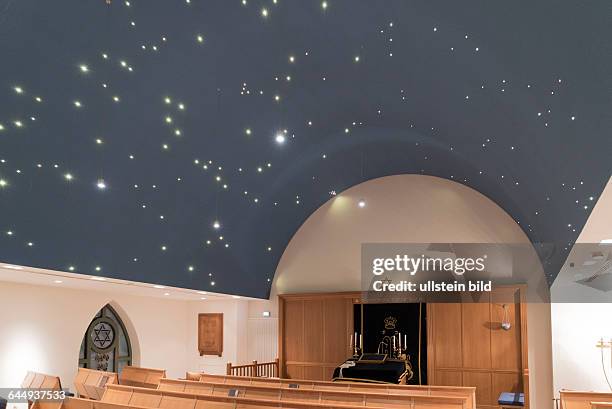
[198,313,223,356]
[463,371,492,406]
[428,286,528,409]
[462,301,492,369]
[433,303,462,368]
[279,293,355,380]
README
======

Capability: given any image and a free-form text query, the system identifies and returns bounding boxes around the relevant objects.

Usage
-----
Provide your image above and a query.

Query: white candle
[350,334,354,349]
[398,333,402,350]
[393,335,396,350]
[360,334,363,350]
[404,334,407,349]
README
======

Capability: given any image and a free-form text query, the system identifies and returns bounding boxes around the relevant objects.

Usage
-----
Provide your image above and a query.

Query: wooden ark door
[427,286,528,409]
[279,293,356,381]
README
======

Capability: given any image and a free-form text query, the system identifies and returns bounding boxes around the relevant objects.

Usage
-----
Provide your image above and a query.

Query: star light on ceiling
[96,179,107,190]
[275,133,286,144]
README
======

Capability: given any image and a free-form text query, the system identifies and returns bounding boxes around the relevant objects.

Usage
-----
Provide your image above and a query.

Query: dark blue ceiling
[0,0,610,298]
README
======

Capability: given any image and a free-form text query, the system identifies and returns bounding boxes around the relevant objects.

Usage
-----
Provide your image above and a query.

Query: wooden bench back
[74,368,118,400]
[560,391,612,409]
[150,377,467,409]
[21,371,62,390]
[100,386,380,409]
[106,383,469,409]
[119,367,166,389]
[592,403,612,409]
[192,373,476,409]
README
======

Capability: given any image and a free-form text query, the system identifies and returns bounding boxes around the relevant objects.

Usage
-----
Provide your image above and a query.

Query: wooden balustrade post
[252,361,258,377]
[226,362,232,375]
[274,358,279,377]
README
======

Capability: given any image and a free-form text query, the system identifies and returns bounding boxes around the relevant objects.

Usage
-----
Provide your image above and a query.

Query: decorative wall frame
[198,313,223,356]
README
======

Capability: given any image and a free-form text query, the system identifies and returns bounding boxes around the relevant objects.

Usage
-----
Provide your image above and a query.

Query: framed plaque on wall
[198,313,223,356]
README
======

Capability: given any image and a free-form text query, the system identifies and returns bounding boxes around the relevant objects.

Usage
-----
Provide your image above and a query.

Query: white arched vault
[273,174,542,295]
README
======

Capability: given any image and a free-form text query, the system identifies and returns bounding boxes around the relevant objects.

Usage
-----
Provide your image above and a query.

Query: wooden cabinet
[278,287,528,409]
[278,293,355,380]
[428,286,528,409]
[198,313,223,356]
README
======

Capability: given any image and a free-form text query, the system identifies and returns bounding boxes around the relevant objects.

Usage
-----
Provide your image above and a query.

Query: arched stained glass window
[79,304,132,373]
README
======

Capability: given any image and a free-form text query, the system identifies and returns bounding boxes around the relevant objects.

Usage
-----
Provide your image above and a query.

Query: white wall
[0,281,262,392]
[185,299,249,375]
[551,303,612,393]
[0,281,189,390]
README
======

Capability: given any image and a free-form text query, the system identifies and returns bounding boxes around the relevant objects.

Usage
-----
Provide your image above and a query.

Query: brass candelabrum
[376,334,406,360]
[351,332,363,358]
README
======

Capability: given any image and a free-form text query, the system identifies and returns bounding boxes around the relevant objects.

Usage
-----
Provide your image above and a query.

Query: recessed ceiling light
[600,239,612,244]
[212,220,221,230]
[200,297,207,300]
[197,291,207,295]
[275,133,286,144]
[358,199,366,208]
[91,276,106,281]
[163,292,170,296]
[153,285,165,289]
[232,295,241,299]
[53,280,63,284]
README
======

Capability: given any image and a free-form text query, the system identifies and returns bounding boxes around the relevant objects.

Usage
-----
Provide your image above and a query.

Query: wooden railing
[225,358,279,377]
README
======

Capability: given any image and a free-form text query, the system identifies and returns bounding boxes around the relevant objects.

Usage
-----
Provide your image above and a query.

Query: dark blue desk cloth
[498,392,525,406]
[332,359,410,384]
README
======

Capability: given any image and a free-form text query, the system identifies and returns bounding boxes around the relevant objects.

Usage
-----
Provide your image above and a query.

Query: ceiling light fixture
[275,133,286,144]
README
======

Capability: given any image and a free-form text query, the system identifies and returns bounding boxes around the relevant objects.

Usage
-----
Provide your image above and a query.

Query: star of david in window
[91,321,115,350]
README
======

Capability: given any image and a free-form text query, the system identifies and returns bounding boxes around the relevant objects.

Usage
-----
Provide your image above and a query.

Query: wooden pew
[104,383,469,409]
[592,403,612,409]
[190,373,476,409]
[119,367,166,389]
[65,394,380,409]
[119,379,468,409]
[21,371,63,409]
[74,368,118,400]
[560,391,612,409]
[21,371,63,390]
[160,378,470,409]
